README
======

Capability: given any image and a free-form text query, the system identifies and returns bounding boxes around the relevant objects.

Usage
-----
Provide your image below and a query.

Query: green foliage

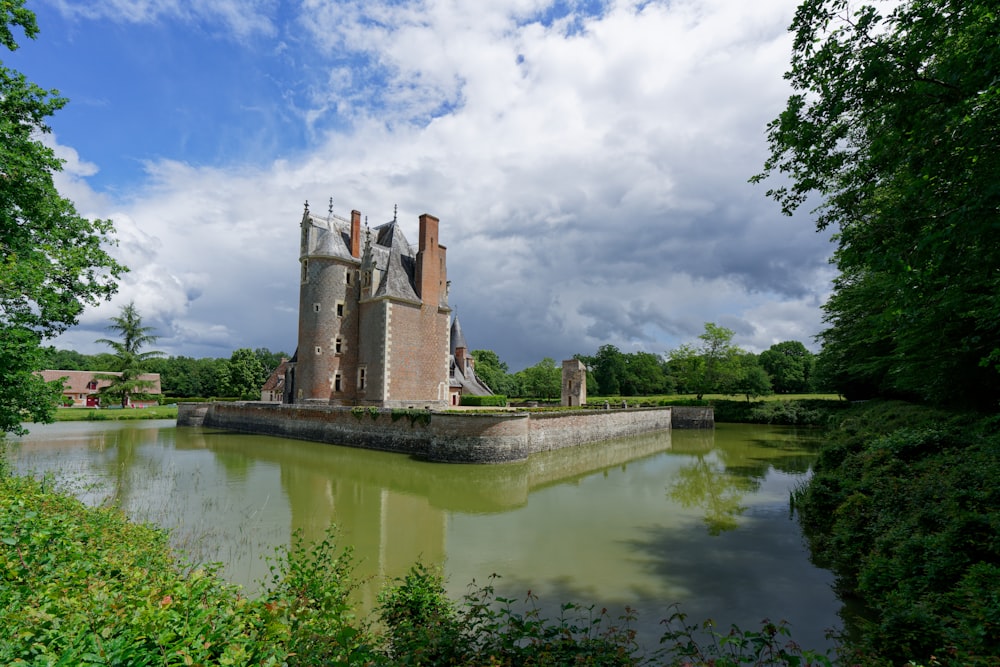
[261,529,377,666]
[667,323,756,400]
[514,357,562,400]
[389,408,432,426]
[0,2,126,434]
[460,394,508,407]
[220,347,268,399]
[654,606,832,667]
[793,401,1000,665]
[0,329,63,435]
[706,399,847,426]
[755,0,1000,407]
[94,302,163,408]
[471,349,520,397]
[759,342,815,394]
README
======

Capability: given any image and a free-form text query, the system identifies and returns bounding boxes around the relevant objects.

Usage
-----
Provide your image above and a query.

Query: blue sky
[10,0,833,370]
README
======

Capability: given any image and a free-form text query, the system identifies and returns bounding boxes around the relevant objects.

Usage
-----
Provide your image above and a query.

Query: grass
[50,405,179,421]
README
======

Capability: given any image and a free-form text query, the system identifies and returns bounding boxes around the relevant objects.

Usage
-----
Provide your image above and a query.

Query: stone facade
[561,359,587,407]
[285,203,452,408]
[179,402,681,463]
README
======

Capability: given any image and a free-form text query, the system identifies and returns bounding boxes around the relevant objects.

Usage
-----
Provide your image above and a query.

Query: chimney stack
[350,210,361,258]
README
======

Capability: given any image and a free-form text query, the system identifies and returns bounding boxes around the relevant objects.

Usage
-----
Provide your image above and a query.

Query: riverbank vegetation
[793,401,1000,666]
[754,1,1000,662]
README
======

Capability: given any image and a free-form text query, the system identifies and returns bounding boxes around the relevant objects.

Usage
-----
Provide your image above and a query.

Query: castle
[282,201,491,408]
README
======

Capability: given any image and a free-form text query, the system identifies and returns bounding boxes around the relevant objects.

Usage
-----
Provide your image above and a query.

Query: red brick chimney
[417,214,440,304]
[350,209,361,258]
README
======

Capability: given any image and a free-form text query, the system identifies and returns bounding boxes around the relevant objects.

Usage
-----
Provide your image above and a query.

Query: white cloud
[44,0,836,368]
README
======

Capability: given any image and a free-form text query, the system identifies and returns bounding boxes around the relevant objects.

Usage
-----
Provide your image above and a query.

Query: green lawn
[50,405,179,421]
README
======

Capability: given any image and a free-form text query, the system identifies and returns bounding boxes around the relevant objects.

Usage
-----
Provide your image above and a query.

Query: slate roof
[450,316,468,354]
[305,211,420,302]
[449,358,494,395]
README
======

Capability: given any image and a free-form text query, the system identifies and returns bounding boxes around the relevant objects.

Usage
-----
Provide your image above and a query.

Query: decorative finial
[393,204,398,223]
[328,197,333,219]
[304,199,309,212]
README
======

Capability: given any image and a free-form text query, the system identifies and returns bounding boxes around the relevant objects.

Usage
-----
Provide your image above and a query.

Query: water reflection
[9,420,838,653]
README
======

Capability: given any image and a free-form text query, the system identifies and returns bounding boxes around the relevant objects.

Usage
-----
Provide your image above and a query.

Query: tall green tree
[221,348,268,399]
[592,344,626,395]
[759,341,814,394]
[515,357,561,399]
[0,2,126,433]
[725,352,773,402]
[755,0,1000,406]
[95,303,162,408]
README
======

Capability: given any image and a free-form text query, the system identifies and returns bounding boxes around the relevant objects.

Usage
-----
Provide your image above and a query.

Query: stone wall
[177,403,705,464]
[671,406,715,429]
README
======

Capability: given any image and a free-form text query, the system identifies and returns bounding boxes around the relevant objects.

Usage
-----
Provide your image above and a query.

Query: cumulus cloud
[43,0,835,368]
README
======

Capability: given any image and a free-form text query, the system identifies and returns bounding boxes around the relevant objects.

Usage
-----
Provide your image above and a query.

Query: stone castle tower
[284,201,452,408]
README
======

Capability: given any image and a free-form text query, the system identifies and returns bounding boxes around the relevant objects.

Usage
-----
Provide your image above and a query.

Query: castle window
[334,372,342,392]
[335,336,343,354]
[301,259,309,283]
[358,367,367,390]
[346,269,351,285]
[313,303,321,313]
[315,346,322,355]
[336,301,344,317]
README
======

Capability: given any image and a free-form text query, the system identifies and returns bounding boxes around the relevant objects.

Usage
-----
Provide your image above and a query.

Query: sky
[10,0,835,371]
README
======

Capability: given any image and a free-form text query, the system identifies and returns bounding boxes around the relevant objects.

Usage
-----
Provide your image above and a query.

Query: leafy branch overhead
[754,0,1000,407]
[0,0,126,434]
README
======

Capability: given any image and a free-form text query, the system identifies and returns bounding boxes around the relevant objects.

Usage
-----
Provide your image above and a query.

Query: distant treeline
[475,324,830,400]
[42,324,829,402]
[41,347,288,400]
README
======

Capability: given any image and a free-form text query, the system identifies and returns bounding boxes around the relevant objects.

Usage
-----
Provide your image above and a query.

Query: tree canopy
[754,0,1000,407]
[0,1,126,433]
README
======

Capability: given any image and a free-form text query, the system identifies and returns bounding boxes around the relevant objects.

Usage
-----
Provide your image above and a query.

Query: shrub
[460,394,508,407]
[793,401,1000,666]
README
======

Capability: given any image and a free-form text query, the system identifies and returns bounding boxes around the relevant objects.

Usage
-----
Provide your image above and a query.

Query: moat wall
[178,402,713,463]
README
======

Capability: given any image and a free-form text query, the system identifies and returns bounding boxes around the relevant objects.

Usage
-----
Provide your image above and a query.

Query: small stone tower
[562,359,587,407]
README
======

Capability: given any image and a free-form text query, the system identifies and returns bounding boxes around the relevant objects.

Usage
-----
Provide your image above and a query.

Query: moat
[9,419,841,653]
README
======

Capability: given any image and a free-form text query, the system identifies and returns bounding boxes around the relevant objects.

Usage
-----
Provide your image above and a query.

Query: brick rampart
[177,403,709,463]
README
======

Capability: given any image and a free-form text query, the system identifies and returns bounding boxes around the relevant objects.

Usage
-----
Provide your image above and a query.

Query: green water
[9,420,840,653]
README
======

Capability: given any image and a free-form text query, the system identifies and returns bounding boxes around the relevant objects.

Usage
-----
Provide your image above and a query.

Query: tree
[470,349,517,396]
[95,303,162,408]
[0,2,126,433]
[220,348,268,399]
[667,344,705,397]
[622,351,671,396]
[725,352,773,402]
[697,323,740,399]
[592,344,626,395]
[515,358,561,399]
[759,341,814,394]
[754,0,1000,407]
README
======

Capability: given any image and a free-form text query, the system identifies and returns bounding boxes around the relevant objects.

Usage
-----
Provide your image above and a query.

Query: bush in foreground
[793,401,1000,666]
